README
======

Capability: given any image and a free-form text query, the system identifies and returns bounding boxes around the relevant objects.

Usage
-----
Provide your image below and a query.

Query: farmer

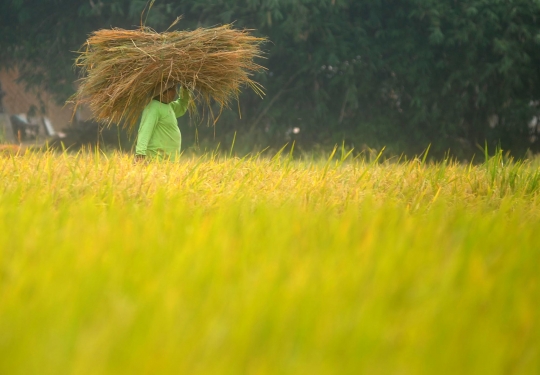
[135,83,190,161]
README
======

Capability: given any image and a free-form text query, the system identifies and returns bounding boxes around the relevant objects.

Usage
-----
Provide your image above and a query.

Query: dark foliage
[2,0,540,157]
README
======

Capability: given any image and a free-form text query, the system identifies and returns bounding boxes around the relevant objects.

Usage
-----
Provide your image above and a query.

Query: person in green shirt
[135,84,190,162]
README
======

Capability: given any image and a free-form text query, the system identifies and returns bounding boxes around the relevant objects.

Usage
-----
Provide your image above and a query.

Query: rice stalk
[71,25,266,130]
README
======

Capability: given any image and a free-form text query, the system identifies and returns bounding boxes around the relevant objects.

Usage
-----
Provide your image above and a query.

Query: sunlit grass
[0,149,539,374]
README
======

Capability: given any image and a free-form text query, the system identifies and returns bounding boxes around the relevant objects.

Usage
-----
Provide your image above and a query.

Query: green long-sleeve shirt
[136,90,189,161]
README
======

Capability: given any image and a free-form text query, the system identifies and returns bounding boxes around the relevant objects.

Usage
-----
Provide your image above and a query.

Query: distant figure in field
[135,83,190,162]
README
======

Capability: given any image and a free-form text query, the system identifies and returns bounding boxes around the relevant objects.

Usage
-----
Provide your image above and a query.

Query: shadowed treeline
[1,0,540,158]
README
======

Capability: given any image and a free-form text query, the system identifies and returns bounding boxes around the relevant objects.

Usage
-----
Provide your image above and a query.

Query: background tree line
[1,0,540,157]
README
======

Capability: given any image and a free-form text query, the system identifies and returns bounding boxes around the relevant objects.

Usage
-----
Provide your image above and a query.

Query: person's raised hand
[180,86,190,99]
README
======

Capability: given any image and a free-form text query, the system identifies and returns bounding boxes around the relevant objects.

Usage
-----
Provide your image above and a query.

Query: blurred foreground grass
[0,149,539,374]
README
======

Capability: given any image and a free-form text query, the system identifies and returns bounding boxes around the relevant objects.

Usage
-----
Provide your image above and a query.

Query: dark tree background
[1,0,540,157]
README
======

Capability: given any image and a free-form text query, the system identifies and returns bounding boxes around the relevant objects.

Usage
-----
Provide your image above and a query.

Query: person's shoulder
[144,99,161,111]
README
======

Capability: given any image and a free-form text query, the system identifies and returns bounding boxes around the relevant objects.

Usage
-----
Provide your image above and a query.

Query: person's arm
[136,102,159,157]
[169,87,190,117]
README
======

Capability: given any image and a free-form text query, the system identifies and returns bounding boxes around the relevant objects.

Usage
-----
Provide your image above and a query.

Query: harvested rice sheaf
[72,25,266,130]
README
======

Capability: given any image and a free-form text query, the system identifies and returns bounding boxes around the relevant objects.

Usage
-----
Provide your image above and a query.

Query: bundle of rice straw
[72,24,266,130]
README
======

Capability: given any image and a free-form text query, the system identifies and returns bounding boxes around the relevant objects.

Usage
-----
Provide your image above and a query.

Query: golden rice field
[0,148,539,374]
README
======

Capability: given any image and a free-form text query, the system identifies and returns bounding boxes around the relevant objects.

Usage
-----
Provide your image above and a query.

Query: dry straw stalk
[72,25,266,130]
